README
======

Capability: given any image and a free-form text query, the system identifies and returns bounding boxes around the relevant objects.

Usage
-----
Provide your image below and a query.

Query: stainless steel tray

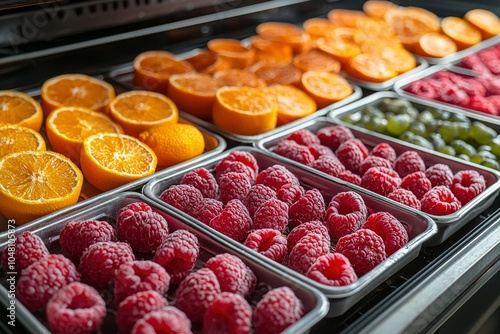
[143,146,437,317]
[445,37,500,75]
[256,115,500,245]
[0,192,329,334]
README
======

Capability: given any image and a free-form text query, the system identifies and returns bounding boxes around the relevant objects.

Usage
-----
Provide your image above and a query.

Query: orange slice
[207,39,256,69]
[327,9,368,27]
[256,22,312,54]
[212,86,277,136]
[414,32,458,58]
[249,35,293,64]
[108,90,179,137]
[302,18,339,40]
[0,150,83,224]
[344,53,398,83]
[0,125,46,157]
[264,84,317,126]
[316,36,362,68]
[213,69,267,89]
[300,71,353,109]
[249,61,303,86]
[46,106,123,165]
[0,90,43,131]
[133,50,195,93]
[293,50,341,73]
[464,9,500,39]
[362,0,398,19]
[441,16,483,50]
[365,45,417,74]
[80,133,157,192]
[185,50,229,74]
[167,72,219,120]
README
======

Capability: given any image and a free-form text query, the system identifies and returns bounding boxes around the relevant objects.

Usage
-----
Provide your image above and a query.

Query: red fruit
[244,228,288,263]
[370,142,397,164]
[317,125,354,151]
[181,167,218,198]
[46,282,106,334]
[288,233,330,275]
[306,253,358,286]
[160,184,204,215]
[325,191,368,239]
[205,253,256,297]
[253,198,289,233]
[307,143,336,159]
[450,170,486,205]
[335,229,386,274]
[361,166,401,196]
[394,151,426,178]
[400,171,432,200]
[273,140,315,165]
[487,95,500,109]
[425,163,454,188]
[242,184,277,218]
[215,159,256,182]
[460,54,491,74]
[209,199,253,242]
[59,220,116,260]
[478,76,500,95]
[218,171,253,204]
[438,84,470,107]
[310,155,346,178]
[359,155,393,176]
[117,290,168,334]
[1,231,49,272]
[276,183,305,207]
[387,188,421,210]
[405,80,437,100]
[153,229,200,285]
[131,306,192,334]
[256,164,300,192]
[336,138,369,173]
[466,96,498,115]
[204,292,252,334]
[455,78,487,97]
[286,128,320,146]
[421,186,462,215]
[338,170,362,185]
[218,150,259,175]
[287,220,330,252]
[363,212,409,256]
[253,287,305,334]
[191,198,224,225]
[288,188,326,227]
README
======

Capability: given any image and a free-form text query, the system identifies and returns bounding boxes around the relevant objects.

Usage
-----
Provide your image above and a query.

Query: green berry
[438,121,458,143]
[439,146,456,156]
[469,121,497,145]
[387,114,411,136]
[482,158,500,171]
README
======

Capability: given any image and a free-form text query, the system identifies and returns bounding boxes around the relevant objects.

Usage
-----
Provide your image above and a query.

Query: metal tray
[445,38,500,76]
[256,115,500,245]
[143,146,437,317]
[0,192,329,334]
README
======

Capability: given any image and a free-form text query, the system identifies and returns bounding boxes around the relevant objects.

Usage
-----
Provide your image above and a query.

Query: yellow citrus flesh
[0,90,44,132]
[0,125,46,157]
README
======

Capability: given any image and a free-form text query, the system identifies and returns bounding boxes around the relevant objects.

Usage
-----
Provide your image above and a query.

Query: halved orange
[80,133,157,192]
[0,150,83,224]
[256,22,312,54]
[441,16,482,50]
[185,50,229,74]
[316,36,362,68]
[303,18,339,40]
[300,71,353,109]
[212,86,277,136]
[365,45,417,74]
[45,106,123,165]
[249,61,303,86]
[414,32,458,58]
[249,35,293,64]
[0,90,44,131]
[293,50,341,73]
[362,0,398,19]
[108,90,179,137]
[207,39,256,69]
[344,53,398,83]
[0,125,46,157]
[464,9,500,39]
[327,9,368,28]
[40,74,115,116]
[213,69,267,89]
[264,84,317,126]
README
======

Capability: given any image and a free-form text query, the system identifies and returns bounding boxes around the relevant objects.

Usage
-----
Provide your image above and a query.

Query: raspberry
[59,220,116,260]
[317,125,354,151]
[205,253,256,297]
[114,260,171,305]
[78,241,135,288]
[479,76,500,96]
[1,231,49,272]
[287,220,330,252]
[487,95,500,109]
[420,186,462,215]
[244,229,288,263]
[181,167,218,198]
[466,96,498,115]
[336,138,369,173]
[256,164,300,192]
[117,201,153,220]
[394,151,426,178]
[338,170,362,185]
[310,155,346,178]
[276,183,304,206]
[460,54,491,74]
[204,292,252,334]
[437,83,470,107]
[405,80,438,100]
[400,171,432,200]
[174,268,222,322]
[17,254,80,312]
[335,229,386,274]
[361,166,401,196]
[288,233,330,275]
[242,184,277,218]
[46,282,106,334]
[153,229,200,285]
[218,171,253,204]
[359,155,393,176]
[363,212,409,256]
[286,128,320,146]
[387,188,421,210]
[325,191,368,239]
[131,306,192,334]
[116,208,169,253]
[191,198,224,225]
[425,163,454,187]
[288,188,326,227]
[209,199,253,242]
[456,78,487,97]
[450,170,486,205]
[253,286,305,334]
[370,142,397,164]
[218,150,259,175]
[306,253,358,286]
[307,143,335,159]
[253,198,289,233]
[159,184,204,215]
[215,159,256,182]
[273,140,315,165]
[117,290,168,334]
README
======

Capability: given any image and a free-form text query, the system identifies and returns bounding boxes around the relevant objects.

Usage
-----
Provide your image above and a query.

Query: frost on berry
[218,171,253,204]
[273,140,316,165]
[425,163,454,188]
[131,306,192,334]
[244,229,288,264]
[361,166,401,196]
[325,191,368,239]
[256,164,300,192]
[209,199,253,242]
[336,138,369,173]
[287,220,330,252]
[286,128,320,146]
[310,155,346,178]
[191,197,224,225]
[394,151,426,178]
[1,231,49,272]
[306,253,358,286]
[288,233,330,275]
[276,183,304,207]
[159,184,204,215]
[205,253,256,297]
[253,198,289,233]
[387,188,421,210]
[203,292,253,334]
[288,188,326,228]
[242,184,277,218]
[181,167,219,198]
[117,290,168,334]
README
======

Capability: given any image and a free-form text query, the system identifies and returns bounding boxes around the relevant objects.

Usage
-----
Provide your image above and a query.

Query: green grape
[449,113,471,125]
[482,158,500,171]
[438,121,458,143]
[366,117,388,133]
[399,131,415,142]
[387,114,411,136]
[429,107,442,119]
[469,121,497,145]
[342,112,361,125]
[424,121,440,138]
[387,98,413,113]
[377,98,393,112]
[456,122,470,141]
[439,145,456,156]
[428,133,446,151]
[450,139,476,157]
[409,121,427,137]
[417,110,435,124]
[477,145,492,152]
[457,154,471,161]
[410,135,434,150]
[471,151,498,164]
[361,106,384,118]
[490,137,500,158]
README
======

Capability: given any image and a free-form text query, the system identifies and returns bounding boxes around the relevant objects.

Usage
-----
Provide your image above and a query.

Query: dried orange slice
[316,36,362,68]
[207,39,256,69]
[185,50,229,74]
[133,50,195,93]
[46,106,123,165]
[344,53,398,83]
[167,72,219,120]
[364,45,417,74]
[264,84,317,126]
[300,71,353,109]
[464,9,500,39]
[441,16,482,50]
[362,0,398,19]
[249,61,302,86]
[327,9,367,27]
[249,35,293,64]
[80,133,157,192]
[293,50,341,73]
[256,22,312,54]
[212,86,277,136]
[0,150,83,224]
[303,18,339,40]
[41,74,115,116]
[0,125,46,157]
[0,91,43,131]
[213,69,267,89]
[414,32,458,58]
[109,90,179,137]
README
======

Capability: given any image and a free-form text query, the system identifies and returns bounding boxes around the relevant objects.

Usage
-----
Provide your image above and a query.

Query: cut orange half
[264,84,317,126]
[249,35,294,64]
[344,53,398,83]
[213,69,267,89]
[185,50,229,74]
[441,16,482,50]
[300,71,354,109]
[414,32,458,58]
[293,50,341,73]
[0,90,44,131]
[256,22,312,54]
[207,38,256,69]
[464,9,500,39]
[0,125,46,157]
[249,61,303,86]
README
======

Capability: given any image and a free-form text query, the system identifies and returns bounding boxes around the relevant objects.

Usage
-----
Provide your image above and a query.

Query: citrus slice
[302,18,339,40]
[316,36,362,67]
[0,90,43,131]
[365,45,417,74]
[249,61,302,86]
[108,90,179,137]
[256,22,312,54]
[249,35,293,64]
[46,106,123,164]
[139,122,205,168]
[327,9,368,27]
[300,71,353,109]
[0,150,83,224]
[212,86,277,136]
[464,9,500,39]
[264,84,317,126]
[207,38,256,69]
[133,50,195,93]
[344,53,398,83]
[213,69,267,89]
[185,50,229,74]
[441,16,482,50]
[40,74,115,116]
[414,32,458,58]
[293,50,341,73]
[362,0,398,19]
[80,133,157,192]
[0,125,46,157]
[167,72,219,120]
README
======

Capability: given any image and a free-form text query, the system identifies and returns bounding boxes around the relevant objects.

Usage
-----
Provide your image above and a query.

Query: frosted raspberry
[310,155,346,178]
[359,155,393,176]
[117,290,168,334]
[306,253,358,286]
[387,188,421,210]
[286,128,320,146]
[209,199,253,242]
[215,159,256,182]
[288,188,326,227]
[361,166,401,196]
[400,171,432,200]
[17,254,81,312]
[242,184,277,218]
[46,282,106,334]
[338,170,362,185]
[256,164,300,192]
[205,253,256,297]
[336,138,369,173]
[253,287,305,334]
[244,229,288,263]
[405,80,438,100]
[325,191,368,239]
[363,212,409,256]
[336,229,386,274]
[370,142,397,164]
[59,220,116,260]
[191,198,224,225]
[78,241,135,288]
[317,125,354,151]
[253,198,289,233]
[153,229,200,285]
[204,292,252,334]
[131,307,191,334]
[287,220,330,252]
[117,201,152,220]
[421,186,462,215]
[218,150,259,175]
[307,143,336,159]
[394,151,426,178]
[450,170,486,205]
[174,268,222,322]
[218,171,253,204]
[273,140,315,165]
[1,231,49,272]
[288,233,330,275]
[114,260,171,304]
[181,167,218,198]
[159,184,204,215]
[276,183,304,207]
